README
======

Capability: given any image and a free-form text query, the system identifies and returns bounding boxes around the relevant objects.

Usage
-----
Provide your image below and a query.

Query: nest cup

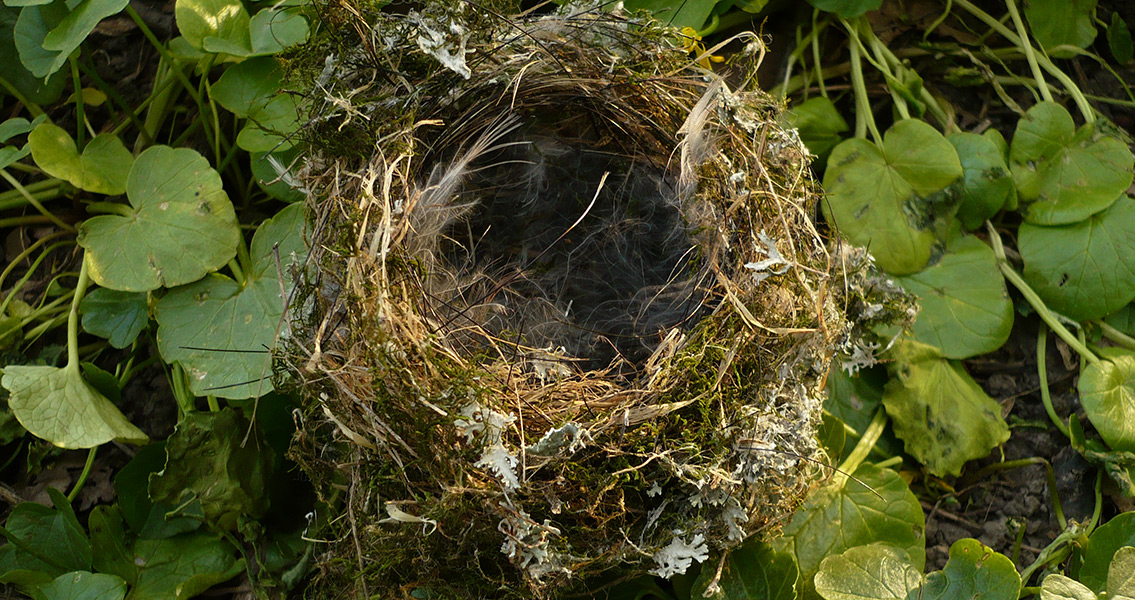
[288,4,846,598]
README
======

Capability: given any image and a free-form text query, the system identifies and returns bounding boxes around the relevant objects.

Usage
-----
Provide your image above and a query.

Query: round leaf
[1010,102,1133,225]
[249,8,307,55]
[78,146,240,292]
[815,544,922,600]
[1078,352,1135,453]
[1019,195,1135,322]
[822,119,962,275]
[785,96,849,162]
[948,131,1015,230]
[34,571,127,600]
[175,0,249,52]
[1080,513,1135,592]
[155,204,306,398]
[13,0,126,78]
[1025,0,1098,55]
[883,339,1010,477]
[771,464,924,599]
[1111,546,1135,600]
[0,5,66,104]
[79,288,149,349]
[28,123,132,195]
[1040,574,1098,600]
[896,235,1012,359]
[0,364,148,448]
[916,539,1020,600]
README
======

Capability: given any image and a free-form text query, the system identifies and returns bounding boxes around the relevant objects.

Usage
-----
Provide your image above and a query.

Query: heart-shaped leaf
[692,540,798,599]
[948,130,1015,230]
[13,0,127,79]
[33,571,127,600]
[0,114,47,170]
[28,123,132,194]
[914,539,1020,600]
[771,464,924,599]
[1040,574,1098,600]
[883,339,1010,477]
[785,96,849,163]
[175,0,248,52]
[1111,546,1135,600]
[1078,351,1135,453]
[155,203,306,398]
[896,235,1012,359]
[1080,513,1135,592]
[248,8,307,55]
[210,57,300,151]
[0,6,66,104]
[1025,0,1098,55]
[1010,102,1133,225]
[0,363,148,448]
[823,119,962,275]
[815,544,922,600]
[1019,195,1135,322]
[79,288,148,349]
[78,146,240,292]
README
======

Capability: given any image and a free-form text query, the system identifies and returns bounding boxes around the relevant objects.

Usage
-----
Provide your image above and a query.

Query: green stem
[854,18,912,120]
[0,238,73,317]
[67,446,98,502]
[811,10,827,98]
[77,60,155,147]
[833,408,887,490]
[69,53,86,149]
[1087,470,1102,535]
[85,201,136,217]
[1002,0,1052,103]
[0,170,75,232]
[0,215,57,228]
[67,258,91,368]
[1036,324,1070,439]
[873,455,902,469]
[847,27,881,143]
[170,363,195,414]
[1095,319,1135,351]
[0,179,65,211]
[207,395,220,412]
[952,0,1094,121]
[0,75,45,117]
[985,222,1098,365]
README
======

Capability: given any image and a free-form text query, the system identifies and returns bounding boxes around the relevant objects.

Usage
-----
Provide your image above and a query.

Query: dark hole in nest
[435,121,712,374]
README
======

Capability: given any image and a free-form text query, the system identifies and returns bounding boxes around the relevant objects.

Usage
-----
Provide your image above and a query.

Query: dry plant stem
[1035,324,1070,439]
[985,221,1098,365]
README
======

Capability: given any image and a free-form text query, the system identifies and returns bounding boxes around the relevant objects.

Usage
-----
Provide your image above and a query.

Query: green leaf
[248,8,307,54]
[622,0,716,30]
[948,131,1015,230]
[1107,304,1135,337]
[0,6,66,104]
[785,97,849,163]
[770,464,924,600]
[175,0,248,52]
[113,444,200,539]
[80,288,148,349]
[1079,512,1135,592]
[1019,196,1135,322]
[1078,351,1135,453]
[89,506,244,600]
[895,235,1012,359]
[211,57,300,151]
[913,539,1020,600]
[149,408,274,530]
[804,0,881,18]
[1025,0,1098,56]
[1039,574,1098,600]
[1,363,148,448]
[882,339,1010,477]
[251,148,305,202]
[824,369,905,460]
[31,571,126,600]
[815,544,922,600]
[1109,12,1134,63]
[692,540,798,599]
[77,146,240,292]
[28,123,132,194]
[155,203,306,398]
[822,119,961,275]
[0,488,91,582]
[13,0,126,78]
[1111,547,1135,600]
[1010,102,1133,225]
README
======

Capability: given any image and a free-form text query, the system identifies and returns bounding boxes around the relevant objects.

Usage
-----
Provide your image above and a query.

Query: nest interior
[285,4,849,598]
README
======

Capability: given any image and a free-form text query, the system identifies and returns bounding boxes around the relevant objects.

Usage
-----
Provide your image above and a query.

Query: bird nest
[284,2,850,598]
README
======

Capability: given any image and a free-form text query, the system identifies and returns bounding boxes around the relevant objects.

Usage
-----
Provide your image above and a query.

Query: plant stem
[69,53,87,149]
[0,75,45,117]
[85,201,136,217]
[833,408,887,491]
[1035,324,1070,439]
[67,258,92,369]
[67,446,98,502]
[847,26,881,143]
[1002,0,1052,103]
[0,179,65,211]
[985,222,1098,365]
[0,170,75,232]
[1095,319,1135,351]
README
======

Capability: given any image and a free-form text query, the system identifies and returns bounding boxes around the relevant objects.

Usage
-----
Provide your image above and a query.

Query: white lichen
[649,533,709,578]
[455,403,520,490]
[499,505,567,581]
[744,230,793,284]
[525,422,589,456]
[411,11,471,79]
